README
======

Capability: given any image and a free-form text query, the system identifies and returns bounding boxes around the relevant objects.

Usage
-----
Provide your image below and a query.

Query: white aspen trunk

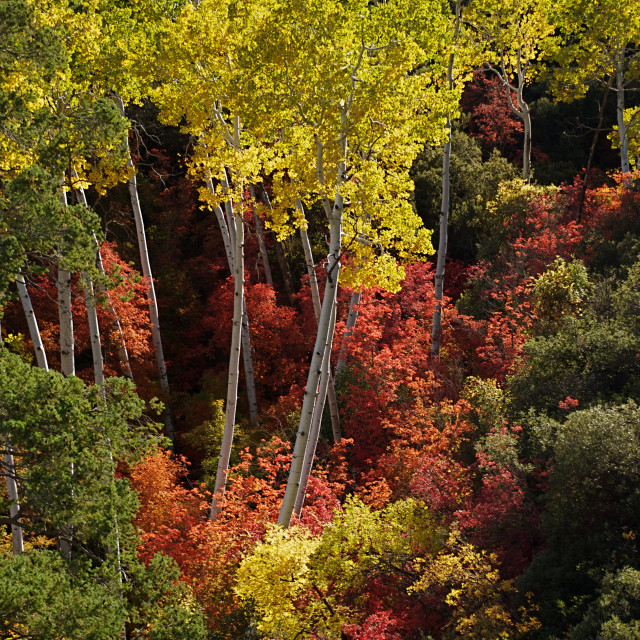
[209,177,259,425]
[116,96,174,446]
[293,303,337,517]
[210,199,245,519]
[240,304,258,424]
[521,103,532,182]
[278,160,344,527]
[57,186,74,378]
[57,268,75,377]
[3,438,23,555]
[431,118,450,360]
[57,265,75,558]
[10,274,50,555]
[496,45,531,181]
[299,216,341,442]
[432,7,460,359]
[72,180,105,385]
[221,170,258,424]
[299,223,322,320]
[616,60,630,173]
[248,184,274,287]
[16,274,49,370]
[82,275,104,386]
[515,53,532,182]
[335,289,361,377]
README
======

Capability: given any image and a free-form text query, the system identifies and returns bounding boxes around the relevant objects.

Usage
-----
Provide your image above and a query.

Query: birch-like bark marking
[210,199,245,519]
[430,115,451,361]
[278,159,344,527]
[299,216,341,442]
[208,176,259,425]
[57,268,75,377]
[16,274,49,371]
[221,171,258,425]
[293,303,337,517]
[432,12,459,359]
[10,275,49,555]
[248,184,274,287]
[116,96,174,446]
[83,275,104,386]
[73,180,105,385]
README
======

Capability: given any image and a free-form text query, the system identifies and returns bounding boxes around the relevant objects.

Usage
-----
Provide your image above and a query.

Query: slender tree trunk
[55,182,75,555]
[221,172,258,424]
[57,268,75,377]
[210,196,245,519]
[73,179,105,385]
[116,96,174,446]
[335,289,360,377]
[293,303,337,517]
[299,224,321,319]
[3,437,23,554]
[432,32,457,360]
[57,264,75,558]
[278,157,344,527]
[299,218,341,442]
[6,277,48,556]
[82,275,104,386]
[431,122,451,360]
[248,184,274,287]
[208,177,259,425]
[8,273,50,555]
[577,76,613,223]
[16,274,49,370]
[296,208,342,443]
[522,104,532,181]
[616,59,630,173]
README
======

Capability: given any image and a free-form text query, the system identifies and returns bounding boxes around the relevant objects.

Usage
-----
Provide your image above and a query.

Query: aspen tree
[210,148,246,519]
[115,97,175,446]
[467,0,554,181]
[547,0,640,173]
[266,0,454,526]
[432,1,464,360]
[155,0,452,525]
[299,217,341,442]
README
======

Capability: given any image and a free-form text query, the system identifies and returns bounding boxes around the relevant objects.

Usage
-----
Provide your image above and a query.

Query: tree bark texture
[278,159,344,527]
[116,96,174,446]
[209,178,259,425]
[16,274,49,371]
[210,202,245,519]
[293,303,337,517]
[299,221,341,442]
